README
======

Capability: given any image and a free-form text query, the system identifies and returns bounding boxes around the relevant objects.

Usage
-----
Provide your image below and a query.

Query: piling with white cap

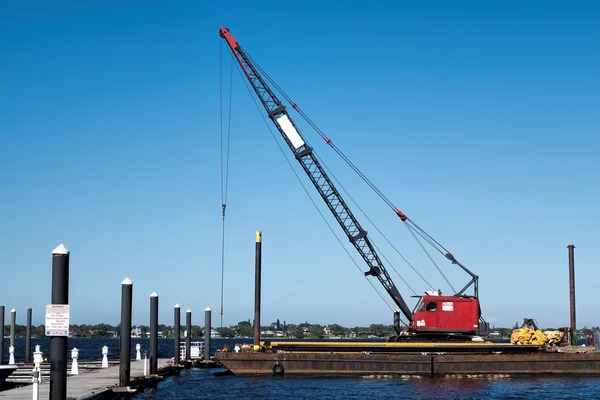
[136,343,141,361]
[254,231,262,347]
[204,307,212,360]
[149,292,159,374]
[185,309,192,361]
[174,304,181,365]
[26,308,32,363]
[50,243,70,399]
[119,278,133,386]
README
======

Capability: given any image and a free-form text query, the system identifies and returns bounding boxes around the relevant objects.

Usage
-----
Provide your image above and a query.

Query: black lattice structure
[220,27,413,321]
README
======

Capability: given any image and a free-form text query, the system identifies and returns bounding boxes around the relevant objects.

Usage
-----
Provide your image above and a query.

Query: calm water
[135,369,600,400]
[1,336,218,363]
[3,338,600,399]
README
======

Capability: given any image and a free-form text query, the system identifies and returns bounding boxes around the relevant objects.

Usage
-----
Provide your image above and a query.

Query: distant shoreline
[4,322,592,341]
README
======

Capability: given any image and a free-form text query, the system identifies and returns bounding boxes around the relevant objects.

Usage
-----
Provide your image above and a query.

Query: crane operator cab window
[426,301,437,312]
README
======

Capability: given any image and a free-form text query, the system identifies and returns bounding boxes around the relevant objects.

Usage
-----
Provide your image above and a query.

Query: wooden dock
[0,358,175,399]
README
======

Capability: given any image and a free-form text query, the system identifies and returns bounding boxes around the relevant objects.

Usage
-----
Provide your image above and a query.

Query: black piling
[568,244,576,345]
[0,305,4,364]
[185,309,191,362]
[119,278,133,387]
[149,292,158,374]
[174,304,180,366]
[26,308,32,362]
[204,307,211,360]
[10,309,15,350]
[50,243,70,400]
[254,231,262,347]
[393,310,401,335]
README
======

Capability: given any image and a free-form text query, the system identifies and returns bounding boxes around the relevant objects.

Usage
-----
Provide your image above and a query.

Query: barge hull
[435,352,600,375]
[215,351,600,376]
[216,352,432,375]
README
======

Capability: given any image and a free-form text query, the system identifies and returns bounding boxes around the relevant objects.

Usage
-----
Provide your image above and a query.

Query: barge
[215,341,600,376]
[216,27,598,379]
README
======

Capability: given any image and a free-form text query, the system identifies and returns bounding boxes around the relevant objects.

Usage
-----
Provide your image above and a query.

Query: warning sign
[45,304,70,337]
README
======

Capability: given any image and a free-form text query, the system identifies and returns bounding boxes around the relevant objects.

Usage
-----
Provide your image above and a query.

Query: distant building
[203,328,221,338]
[131,328,142,338]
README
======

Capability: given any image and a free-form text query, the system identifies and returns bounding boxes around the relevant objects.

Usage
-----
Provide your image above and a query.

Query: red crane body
[410,293,482,334]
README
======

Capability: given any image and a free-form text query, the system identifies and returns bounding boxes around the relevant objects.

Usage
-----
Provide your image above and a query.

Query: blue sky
[1,1,599,330]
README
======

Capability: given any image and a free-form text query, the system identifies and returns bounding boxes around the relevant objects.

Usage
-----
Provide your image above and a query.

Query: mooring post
[568,244,576,346]
[50,243,69,400]
[254,231,262,347]
[32,369,40,400]
[9,308,15,364]
[149,292,158,374]
[204,307,211,361]
[0,305,4,365]
[33,345,43,382]
[8,345,14,365]
[185,309,191,362]
[136,343,141,361]
[101,346,108,368]
[174,304,180,366]
[70,348,79,375]
[143,350,147,376]
[26,307,32,363]
[119,278,133,386]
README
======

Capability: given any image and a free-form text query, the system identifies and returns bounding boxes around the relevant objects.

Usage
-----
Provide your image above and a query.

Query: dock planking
[0,358,172,399]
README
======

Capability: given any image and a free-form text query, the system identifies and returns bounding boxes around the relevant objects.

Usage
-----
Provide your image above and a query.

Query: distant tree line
[216,319,398,339]
[2,324,206,338]
[1,321,395,339]
[2,325,46,338]
[4,322,598,339]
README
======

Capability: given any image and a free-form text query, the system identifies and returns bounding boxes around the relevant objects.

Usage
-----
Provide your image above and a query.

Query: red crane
[220,26,489,340]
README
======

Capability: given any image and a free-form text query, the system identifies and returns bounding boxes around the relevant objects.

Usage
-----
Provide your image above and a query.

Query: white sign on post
[45,304,70,336]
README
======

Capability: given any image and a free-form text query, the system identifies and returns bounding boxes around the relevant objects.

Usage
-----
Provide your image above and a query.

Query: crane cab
[409,291,481,334]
